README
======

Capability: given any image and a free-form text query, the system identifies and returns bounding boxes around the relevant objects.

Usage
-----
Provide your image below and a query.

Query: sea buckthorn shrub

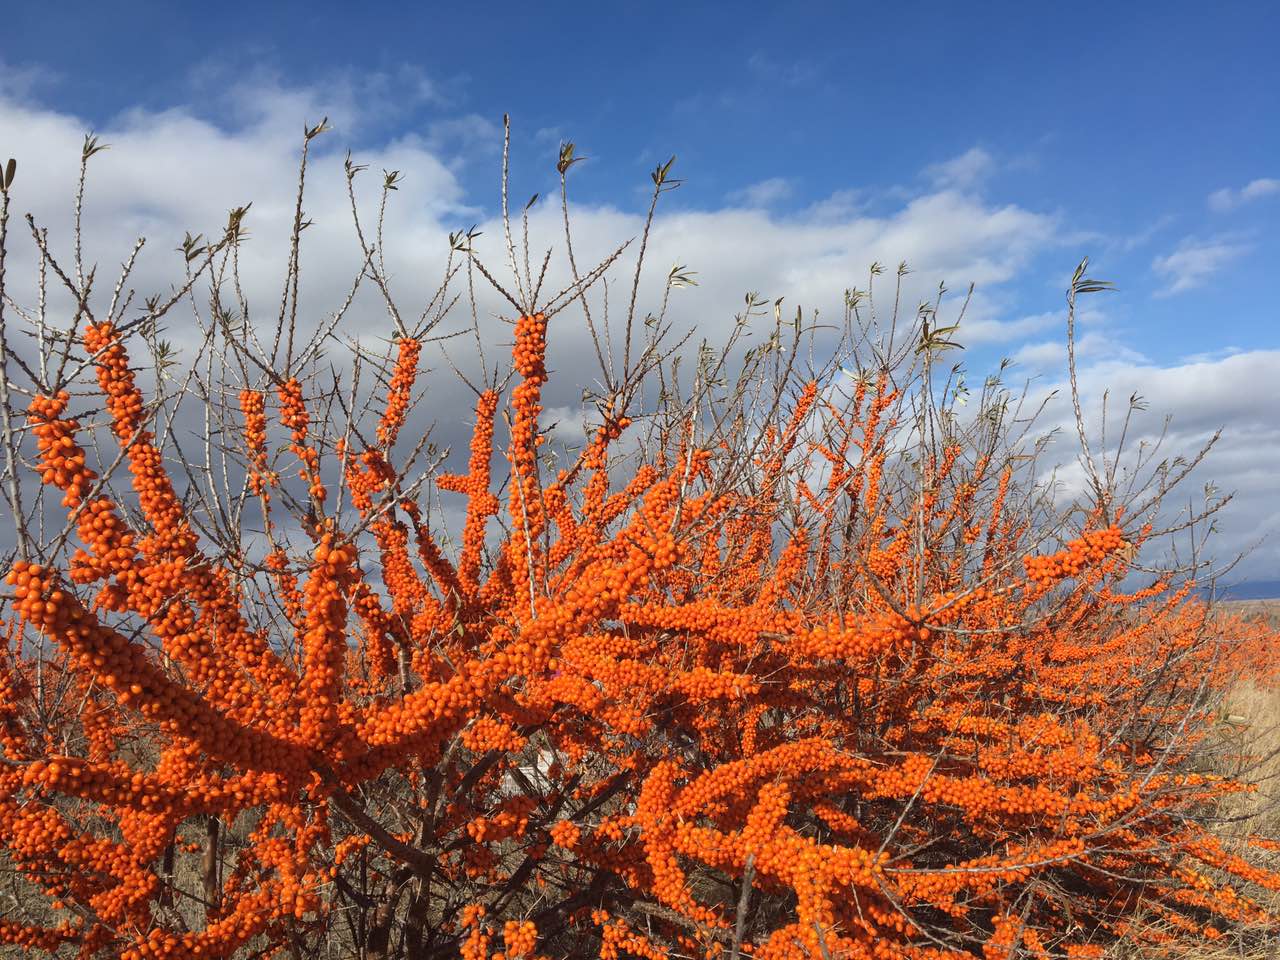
[0,130,1277,959]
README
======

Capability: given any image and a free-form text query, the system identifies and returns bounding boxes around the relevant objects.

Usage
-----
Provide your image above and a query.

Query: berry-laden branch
[0,128,1276,960]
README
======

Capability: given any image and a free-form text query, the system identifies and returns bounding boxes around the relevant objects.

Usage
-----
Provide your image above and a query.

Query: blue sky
[2,1,1278,586]
[6,1,1278,360]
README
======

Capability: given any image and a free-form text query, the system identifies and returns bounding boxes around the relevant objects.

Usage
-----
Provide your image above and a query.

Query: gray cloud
[1024,350,1280,584]
[2,78,1272,584]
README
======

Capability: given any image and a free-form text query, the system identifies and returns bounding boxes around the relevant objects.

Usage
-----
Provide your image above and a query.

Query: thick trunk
[403,875,433,959]
[159,842,175,907]
[202,815,221,915]
[366,869,411,959]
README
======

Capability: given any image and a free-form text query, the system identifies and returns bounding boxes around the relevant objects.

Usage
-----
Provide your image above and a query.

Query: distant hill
[1209,580,1280,601]
[1143,580,1280,602]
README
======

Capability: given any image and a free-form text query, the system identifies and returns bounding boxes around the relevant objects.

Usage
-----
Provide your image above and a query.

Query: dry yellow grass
[1107,601,1280,957]
[1190,600,1280,958]
[1215,600,1280,873]
[1221,600,1280,630]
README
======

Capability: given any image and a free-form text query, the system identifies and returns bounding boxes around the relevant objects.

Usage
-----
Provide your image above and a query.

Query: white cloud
[1151,235,1250,295]
[426,114,502,155]
[1112,213,1176,253]
[0,59,57,102]
[726,177,793,208]
[1026,350,1280,585]
[961,310,1059,346]
[0,77,1061,457]
[2,75,1272,585]
[1011,329,1146,373]
[746,53,819,88]
[924,147,995,190]
[1208,177,1280,212]
[800,188,864,222]
[0,75,471,334]
[1178,345,1244,365]
[946,303,1111,357]
[0,83,1054,386]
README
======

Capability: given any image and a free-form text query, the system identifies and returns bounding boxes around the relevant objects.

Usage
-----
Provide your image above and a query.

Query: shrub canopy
[0,128,1276,959]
